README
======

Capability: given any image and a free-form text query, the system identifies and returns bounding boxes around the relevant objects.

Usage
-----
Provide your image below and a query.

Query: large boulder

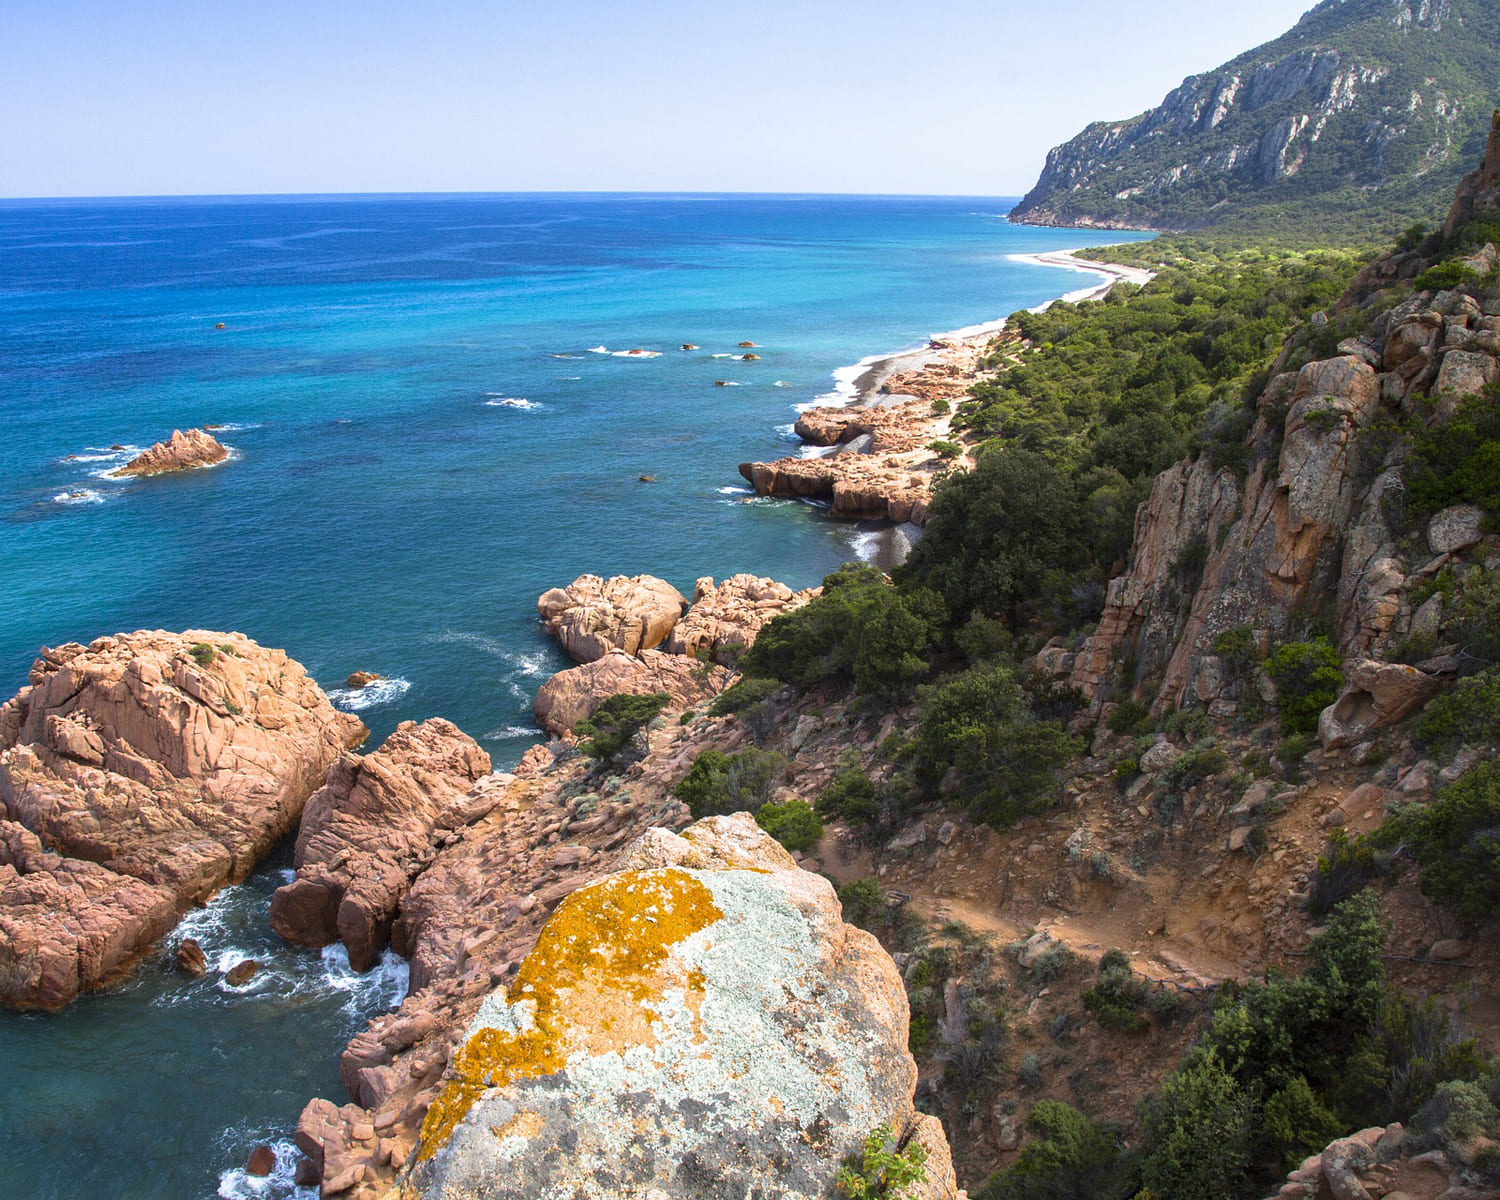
[270,719,493,971]
[1319,660,1445,749]
[404,815,962,1199]
[537,574,687,663]
[115,428,228,476]
[0,630,365,1008]
[665,574,819,664]
[532,649,730,737]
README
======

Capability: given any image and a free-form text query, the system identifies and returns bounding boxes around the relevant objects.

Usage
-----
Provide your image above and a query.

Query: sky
[2,0,1321,199]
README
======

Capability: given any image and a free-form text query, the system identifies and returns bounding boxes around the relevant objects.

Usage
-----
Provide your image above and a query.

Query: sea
[0,193,1152,1198]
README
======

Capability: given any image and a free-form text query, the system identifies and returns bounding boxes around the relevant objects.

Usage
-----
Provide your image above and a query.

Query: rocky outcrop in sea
[115,427,229,476]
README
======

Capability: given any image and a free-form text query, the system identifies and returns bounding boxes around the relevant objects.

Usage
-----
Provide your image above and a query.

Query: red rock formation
[532,648,729,737]
[0,630,365,1009]
[115,428,228,477]
[536,574,687,663]
[270,719,493,971]
[665,574,819,664]
[1445,109,1500,236]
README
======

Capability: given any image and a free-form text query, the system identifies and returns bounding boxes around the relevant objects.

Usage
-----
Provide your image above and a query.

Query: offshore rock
[270,719,492,971]
[404,814,962,1199]
[532,648,729,737]
[0,630,365,1009]
[537,574,687,664]
[115,428,228,476]
[665,573,820,664]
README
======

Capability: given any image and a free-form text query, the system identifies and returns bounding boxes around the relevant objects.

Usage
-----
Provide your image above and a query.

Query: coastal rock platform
[0,630,365,1009]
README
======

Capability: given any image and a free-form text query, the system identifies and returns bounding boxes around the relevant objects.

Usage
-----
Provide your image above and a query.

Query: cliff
[1011,0,1500,236]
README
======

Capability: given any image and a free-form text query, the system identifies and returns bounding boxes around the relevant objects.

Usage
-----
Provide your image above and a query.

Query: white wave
[278,868,296,884]
[849,530,884,563]
[709,353,736,359]
[551,353,582,359]
[216,1136,311,1200]
[172,885,241,948]
[773,380,790,387]
[716,485,752,495]
[426,632,555,680]
[484,723,542,740]
[484,396,540,410]
[714,380,741,387]
[719,494,795,508]
[320,943,410,1013]
[798,443,838,460]
[775,423,798,442]
[586,345,609,354]
[52,489,106,505]
[326,677,411,712]
[611,348,660,358]
[204,422,261,433]
[62,445,142,464]
[216,952,268,992]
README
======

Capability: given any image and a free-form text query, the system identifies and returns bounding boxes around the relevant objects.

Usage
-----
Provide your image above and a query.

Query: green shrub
[1265,638,1342,735]
[835,1122,929,1199]
[1410,1079,1499,1146]
[1107,698,1154,736]
[1162,707,1211,741]
[673,746,789,818]
[575,692,669,764]
[1212,624,1260,683]
[1138,1050,1252,1200]
[754,799,823,852]
[1444,570,1500,666]
[1162,740,1228,789]
[976,1101,1120,1200]
[1376,758,1500,919]
[818,763,881,825]
[674,749,732,817]
[1082,949,1149,1033]
[188,642,215,667]
[1375,994,1488,1120]
[1262,1075,1344,1168]
[1406,386,1500,516]
[1308,828,1382,918]
[1278,730,1314,763]
[911,662,1082,829]
[927,439,963,459]
[930,398,951,415]
[707,675,779,717]
[837,877,886,929]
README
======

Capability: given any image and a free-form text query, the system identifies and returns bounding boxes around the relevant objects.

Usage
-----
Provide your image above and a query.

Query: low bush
[707,675,779,717]
[976,1101,1120,1200]
[837,877,886,929]
[575,692,669,764]
[835,1122,929,1199]
[673,746,788,818]
[818,760,881,825]
[1081,949,1149,1033]
[1307,828,1383,918]
[1107,698,1154,736]
[754,798,823,852]
[188,642,215,667]
[1265,638,1342,735]
[1375,758,1500,919]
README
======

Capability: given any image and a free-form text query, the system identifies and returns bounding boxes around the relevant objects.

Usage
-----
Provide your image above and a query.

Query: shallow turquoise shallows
[0,194,1152,1198]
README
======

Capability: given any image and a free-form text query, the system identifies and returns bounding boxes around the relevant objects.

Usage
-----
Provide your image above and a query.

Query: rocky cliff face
[0,631,365,1009]
[404,815,960,1200]
[1011,0,1500,232]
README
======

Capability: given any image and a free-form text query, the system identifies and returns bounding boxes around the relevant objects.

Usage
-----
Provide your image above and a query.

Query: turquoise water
[0,194,1151,1198]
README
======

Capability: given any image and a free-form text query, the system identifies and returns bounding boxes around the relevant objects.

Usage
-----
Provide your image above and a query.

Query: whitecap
[205,422,261,433]
[586,345,609,354]
[62,445,142,464]
[773,380,790,387]
[714,380,741,387]
[216,1136,311,1200]
[611,348,660,358]
[709,353,736,359]
[484,396,540,411]
[425,632,556,679]
[551,353,582,359]
[484,724,542,740]
[320,943,410,1014]
[775,423,798,442]
[52,489,106,505]
[326,677,412,712]
[716,485,752,495]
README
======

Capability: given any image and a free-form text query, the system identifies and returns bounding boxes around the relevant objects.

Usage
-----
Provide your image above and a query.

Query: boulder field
[0,630,365,1010]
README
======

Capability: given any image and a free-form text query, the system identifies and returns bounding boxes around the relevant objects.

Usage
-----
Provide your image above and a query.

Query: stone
[246,1144,276,1176]
[532,649,730,737]
[1427,505,1485,555]
[224,959,260,987]
[1429,938,1468,961]
[114,428,229,477]
[1139,739,1183,773]
[0,630,365,1010]
[1322,1136,1376,1200]
[937,821,957,846]
[1319,660,1444,749]
[347,671,383,689]
[404,815,961,1199]
[176,937,207,977]
[1433,350,1498,409]
[270,719,492,971]
[1228,826,1255,852]
[665,575,819,664]
[536,574,688,664]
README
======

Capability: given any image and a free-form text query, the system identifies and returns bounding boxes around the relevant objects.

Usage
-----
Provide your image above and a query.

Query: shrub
[1405,386,1500,516]
[835,1122,929,1199]
[674,746,788,817]
[575,692,668,764]
[1278,730,1314,764]
[755,799,823,852]
[707,675,779,717]
[1308,828,1383,918]
[188,643,215,667]
[1376,994,1488,1120]
[1212,624,1260,683]
[911,662,1082,829]
[1265,638,1342,735]
[928,439,963,459]
[976,1101,1119,1200]
[1410,1079,1499,1147]
[1082,949,1149,1033]
[1444,570,1500,667]
[1262,1075,1343,1168]
[1404,666,1500,750]
[837,877,886,929]
[930,398,951,415]
[1107,699,1154,736]
[1138,1051,1252,1200]
[1376,758,1500,919]
[819,763,881,825]
[1162,740,1228,789]
[674,749,732,817]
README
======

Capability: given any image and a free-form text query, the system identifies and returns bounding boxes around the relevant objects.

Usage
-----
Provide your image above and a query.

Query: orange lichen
[415,868,723,1162]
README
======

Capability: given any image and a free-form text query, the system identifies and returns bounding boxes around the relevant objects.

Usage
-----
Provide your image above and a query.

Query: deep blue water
[0,194,1151,1198]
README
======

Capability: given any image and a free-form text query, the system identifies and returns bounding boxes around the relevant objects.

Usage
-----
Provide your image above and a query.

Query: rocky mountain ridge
[1011,0,1500,235]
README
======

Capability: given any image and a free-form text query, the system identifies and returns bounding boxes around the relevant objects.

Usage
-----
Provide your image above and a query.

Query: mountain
[1011,0,1500,239]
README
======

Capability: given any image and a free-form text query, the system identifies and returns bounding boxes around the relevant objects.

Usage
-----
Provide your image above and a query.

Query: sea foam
[325,677,412,712]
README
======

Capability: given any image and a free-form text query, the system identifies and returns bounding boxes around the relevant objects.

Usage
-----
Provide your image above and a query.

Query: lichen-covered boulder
[403,815,961,1199]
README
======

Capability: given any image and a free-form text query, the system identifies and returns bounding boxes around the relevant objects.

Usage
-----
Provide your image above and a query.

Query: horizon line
[0,188,1026,206]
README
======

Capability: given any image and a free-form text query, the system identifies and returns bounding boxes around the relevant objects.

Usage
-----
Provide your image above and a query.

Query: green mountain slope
[1011,0,1500,240]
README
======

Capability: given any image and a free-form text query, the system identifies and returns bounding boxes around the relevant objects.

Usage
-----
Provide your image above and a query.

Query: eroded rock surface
[116,428,229,476]
[270,719,492,971]
[536,574,687,663]
[0,630,365,1008]
[532,648,729,737]
[665,573,819,664]
[405,815,961,1200]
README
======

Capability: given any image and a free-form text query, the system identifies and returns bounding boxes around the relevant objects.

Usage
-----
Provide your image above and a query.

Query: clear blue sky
[2,1,1318,198]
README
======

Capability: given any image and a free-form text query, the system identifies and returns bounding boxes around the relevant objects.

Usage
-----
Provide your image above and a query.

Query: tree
[575,692,669,764]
